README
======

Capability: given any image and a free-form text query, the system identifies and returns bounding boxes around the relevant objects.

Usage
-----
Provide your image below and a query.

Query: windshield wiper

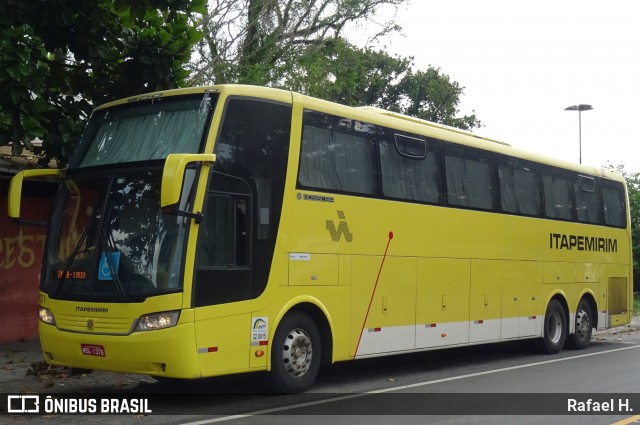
[101,227,128,300]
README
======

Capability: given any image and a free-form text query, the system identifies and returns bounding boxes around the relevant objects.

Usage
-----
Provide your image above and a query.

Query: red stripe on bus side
[354,231,394,359]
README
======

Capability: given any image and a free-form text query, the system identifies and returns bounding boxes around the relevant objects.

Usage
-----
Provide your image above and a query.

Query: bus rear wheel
[539,299,567,354]
[269,311,321,393]
[568,299,593,350]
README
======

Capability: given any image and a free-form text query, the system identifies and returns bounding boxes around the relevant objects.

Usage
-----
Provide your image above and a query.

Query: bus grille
[55,314,135,335]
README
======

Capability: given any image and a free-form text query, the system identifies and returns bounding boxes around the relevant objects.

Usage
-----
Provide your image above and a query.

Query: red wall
[0,181,53,343]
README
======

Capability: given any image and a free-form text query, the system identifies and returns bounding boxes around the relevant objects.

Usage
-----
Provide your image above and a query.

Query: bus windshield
[70,94,216,169]
[43,169,191,301]
[40,93,216,301]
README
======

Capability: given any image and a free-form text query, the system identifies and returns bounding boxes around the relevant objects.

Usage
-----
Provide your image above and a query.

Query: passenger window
[380,132,442,204]
[575,175,602,224]
[498,159,541,216]
[542,170,574,220]
[298,110,377,195]
[602,180,626,227]
[444,146,494,210]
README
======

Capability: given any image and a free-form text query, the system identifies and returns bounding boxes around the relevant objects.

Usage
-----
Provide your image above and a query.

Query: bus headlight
[39,307,56,325]
[136,311,180,331]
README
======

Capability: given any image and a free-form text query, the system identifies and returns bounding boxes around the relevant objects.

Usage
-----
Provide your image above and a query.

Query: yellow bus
[8,85,632,393]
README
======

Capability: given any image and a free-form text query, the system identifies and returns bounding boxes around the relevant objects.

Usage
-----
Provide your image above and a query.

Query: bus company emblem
[549,233,618,253]
[75,306,109,313]
[86,319,94,331]
[326,210,353,242]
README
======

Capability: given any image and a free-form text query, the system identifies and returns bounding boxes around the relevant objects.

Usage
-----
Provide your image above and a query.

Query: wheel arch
[270,297,334,367]
[545,291,570,332]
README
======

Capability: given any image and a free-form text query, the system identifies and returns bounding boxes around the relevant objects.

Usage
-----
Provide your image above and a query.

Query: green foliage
[190,0,405,85]
[0,0,205,164]
[1,0,478,163]
[191,0,479,131]
[282,38,482,130]
[283,39,409,106]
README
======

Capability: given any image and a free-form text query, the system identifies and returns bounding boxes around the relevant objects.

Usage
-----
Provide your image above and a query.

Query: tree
[0,0,205,164]
[190,1,479,130]
[283,38,481,130]
[188,0,405,86]
[2,0,480,163]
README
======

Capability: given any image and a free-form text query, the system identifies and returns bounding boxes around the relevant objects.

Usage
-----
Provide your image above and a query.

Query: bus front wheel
[539,299,567,354]
[269,311,321,393]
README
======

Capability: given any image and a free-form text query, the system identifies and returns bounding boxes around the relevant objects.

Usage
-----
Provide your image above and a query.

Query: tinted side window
[542,168,574,220]
[444,145,495,210]
[498,158,541,216]
[575,175,603,224]
[198,173,252,268]
[602,179,627,228]
[298,110,377,195]
[379,131,442,204]
[194,98,291,307]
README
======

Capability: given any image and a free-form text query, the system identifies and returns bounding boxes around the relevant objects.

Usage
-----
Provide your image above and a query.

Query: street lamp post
[564,104,593,164]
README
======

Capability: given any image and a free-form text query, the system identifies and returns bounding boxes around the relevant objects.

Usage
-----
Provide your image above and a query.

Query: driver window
[198,194,251,268]
[197,172,252,269]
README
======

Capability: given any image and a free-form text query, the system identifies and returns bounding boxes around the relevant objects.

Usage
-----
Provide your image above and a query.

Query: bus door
[193,172,253,375]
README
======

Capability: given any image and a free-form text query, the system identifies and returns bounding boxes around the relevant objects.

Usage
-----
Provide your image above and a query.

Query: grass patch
[635,293,640,316]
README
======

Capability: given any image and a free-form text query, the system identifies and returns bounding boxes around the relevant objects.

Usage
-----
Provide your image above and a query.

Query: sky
[360,0,640,172]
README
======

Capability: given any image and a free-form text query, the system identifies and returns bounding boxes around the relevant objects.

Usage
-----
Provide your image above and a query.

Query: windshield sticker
[98,252,121,280]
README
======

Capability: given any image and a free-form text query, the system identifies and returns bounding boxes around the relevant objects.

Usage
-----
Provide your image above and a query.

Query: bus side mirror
[8,168,61,225]
[161,153,215,222]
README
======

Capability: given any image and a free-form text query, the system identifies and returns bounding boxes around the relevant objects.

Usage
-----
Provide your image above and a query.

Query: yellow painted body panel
[349,256,417,354]
[194,311,251,375]
[289,253,339,286]
[416,258,470,345]
[32,85,632,379]
[39,292,200,377]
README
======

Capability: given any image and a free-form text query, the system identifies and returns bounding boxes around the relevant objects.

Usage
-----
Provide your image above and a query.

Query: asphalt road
[4,320,640,425]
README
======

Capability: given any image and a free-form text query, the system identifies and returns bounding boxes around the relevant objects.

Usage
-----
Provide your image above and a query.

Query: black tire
[568,299,593,350]
[269,311,321,393]
[539,299,567,354]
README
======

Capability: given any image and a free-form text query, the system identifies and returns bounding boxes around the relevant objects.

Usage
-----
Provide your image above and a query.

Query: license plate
[81,344,105,357]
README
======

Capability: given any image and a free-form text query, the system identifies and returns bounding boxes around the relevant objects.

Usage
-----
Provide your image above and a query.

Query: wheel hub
[575,309,591,338]
[282,328,313,377]
[548,310,563,344]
